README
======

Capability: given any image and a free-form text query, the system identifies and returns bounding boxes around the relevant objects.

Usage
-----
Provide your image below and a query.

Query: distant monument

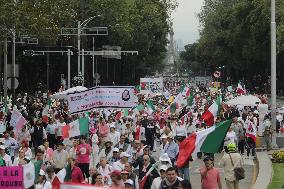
[163,22,176,75]
[168,22,175,65]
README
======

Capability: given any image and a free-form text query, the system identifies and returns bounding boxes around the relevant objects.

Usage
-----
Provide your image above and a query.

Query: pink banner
[0,166,24,189]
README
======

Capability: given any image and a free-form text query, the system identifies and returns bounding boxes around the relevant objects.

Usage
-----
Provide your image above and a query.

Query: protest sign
[0,166,23,189]
[23,162,35,188]
[140,77,163,95]
[10,110,27,134]
[67,86,135,114]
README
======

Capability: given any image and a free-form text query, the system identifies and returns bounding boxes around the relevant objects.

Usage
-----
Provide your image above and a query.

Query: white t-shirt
[224,131,237,146]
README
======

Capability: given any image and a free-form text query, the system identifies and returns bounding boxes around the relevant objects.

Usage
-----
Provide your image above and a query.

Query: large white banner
[67,86,135,114]
[140,77,163,94]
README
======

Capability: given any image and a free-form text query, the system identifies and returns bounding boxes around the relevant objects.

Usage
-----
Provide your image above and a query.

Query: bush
[272,151,284,163]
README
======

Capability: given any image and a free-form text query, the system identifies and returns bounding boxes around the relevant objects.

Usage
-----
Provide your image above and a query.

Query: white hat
[120,152,131,158]
[0,138,5,144]
[124,179,134,186]
[113,148,119,152]
[0,145,5,150]
[39,169,45,176]
[159,153,171,162]
[159,165,168,171]
[160,134,167,139]
[110,124,116,129]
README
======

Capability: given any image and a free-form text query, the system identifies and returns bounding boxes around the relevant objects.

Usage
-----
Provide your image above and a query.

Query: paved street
[189,153,256,189]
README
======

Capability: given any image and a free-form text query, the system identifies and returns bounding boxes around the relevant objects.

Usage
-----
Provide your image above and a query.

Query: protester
[110,170,125,188]
[35,170,52,189]
[219,143,243,189]
[138,155,159,189]
[69,157,84,183]
[52,142,69,173]
[76,135,91,178]
[200,156,222,189]
[0,79,268,189]
[160,167,180,189]
[151,164,167,189]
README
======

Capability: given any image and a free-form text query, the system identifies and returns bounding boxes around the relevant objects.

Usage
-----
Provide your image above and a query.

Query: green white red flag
[177,120,232,168]
[201,95,221,126]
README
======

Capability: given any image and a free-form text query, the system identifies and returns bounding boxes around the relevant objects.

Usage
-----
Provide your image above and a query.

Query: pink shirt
[71,166,84,183]
[200,167,221,189]
[76,143,91,163]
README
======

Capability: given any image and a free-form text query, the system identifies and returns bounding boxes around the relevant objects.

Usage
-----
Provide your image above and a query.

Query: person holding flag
[138,155,159,189]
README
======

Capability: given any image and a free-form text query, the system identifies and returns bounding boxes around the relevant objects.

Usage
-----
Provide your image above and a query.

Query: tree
[0,0,78,42]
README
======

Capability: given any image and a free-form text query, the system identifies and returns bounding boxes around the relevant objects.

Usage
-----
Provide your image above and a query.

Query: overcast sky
[172,0,204,47]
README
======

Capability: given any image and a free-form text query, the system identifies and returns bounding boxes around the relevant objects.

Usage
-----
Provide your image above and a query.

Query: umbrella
[51,86,88,100]
[225,95,261,106]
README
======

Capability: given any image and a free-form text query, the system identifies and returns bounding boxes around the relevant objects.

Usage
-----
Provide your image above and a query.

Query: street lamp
[271,0,277,147]
[77,15,102,75]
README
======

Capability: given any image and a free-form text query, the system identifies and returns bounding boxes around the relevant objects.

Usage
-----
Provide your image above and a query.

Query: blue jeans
[178,167,190,181]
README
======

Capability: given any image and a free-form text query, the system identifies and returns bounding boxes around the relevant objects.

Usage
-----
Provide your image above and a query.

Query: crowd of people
[0,79,281,189]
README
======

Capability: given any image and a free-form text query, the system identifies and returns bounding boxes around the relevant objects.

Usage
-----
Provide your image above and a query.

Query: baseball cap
[160,134,167,139]
[124,179,134,186]
[0,145,5,150]
[39,169,45,176]
[160,165,168,171]
[113,148,119,153]
[111,170,121,177]
[120,152,131,158]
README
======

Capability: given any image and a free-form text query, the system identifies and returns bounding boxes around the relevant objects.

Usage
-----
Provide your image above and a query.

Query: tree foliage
[180,0,284,91]
[0,0,178,91]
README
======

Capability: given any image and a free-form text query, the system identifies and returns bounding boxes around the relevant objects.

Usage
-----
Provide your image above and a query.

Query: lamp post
[271,0,277,147]
[77,15,101,75]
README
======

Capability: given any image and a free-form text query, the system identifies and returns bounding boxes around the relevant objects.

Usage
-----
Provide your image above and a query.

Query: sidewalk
[189,153,256,189]
[252,152,272,189]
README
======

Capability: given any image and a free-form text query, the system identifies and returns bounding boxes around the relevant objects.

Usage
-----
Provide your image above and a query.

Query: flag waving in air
[201,95,221,126]
[177,120,232,168]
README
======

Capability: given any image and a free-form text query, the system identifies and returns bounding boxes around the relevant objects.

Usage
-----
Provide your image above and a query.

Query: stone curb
[252,152,273,189]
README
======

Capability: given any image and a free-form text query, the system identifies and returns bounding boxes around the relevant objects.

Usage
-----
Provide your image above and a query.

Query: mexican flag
[236,82,246,95]
[187,90,194,107]
[201,96,221,126]
[245,121,257,142]
[180,111,192,125]
[62,117,89,138]
[177,119,232,168]
[139,162,159,189]
[146,99,156,114]
[173,85,190,106]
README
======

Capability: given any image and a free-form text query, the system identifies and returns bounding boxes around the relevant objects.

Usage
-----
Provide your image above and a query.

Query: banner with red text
[67,86,135,114]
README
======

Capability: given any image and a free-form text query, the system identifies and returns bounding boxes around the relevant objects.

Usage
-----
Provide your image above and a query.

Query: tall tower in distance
[168,22,175,65]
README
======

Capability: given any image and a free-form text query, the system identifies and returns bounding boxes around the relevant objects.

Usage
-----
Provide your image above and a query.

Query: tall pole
[11,30,16,106]
[67,49,71,89]
[82,49,85,86]
[0,41,2,102]
[3,37,8,109]
[95,56,98,86]
[92,37,95,86]
[77,21,81,74]
[107,58,109,81]
[46,51,50,91]
[271,0,277,147]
